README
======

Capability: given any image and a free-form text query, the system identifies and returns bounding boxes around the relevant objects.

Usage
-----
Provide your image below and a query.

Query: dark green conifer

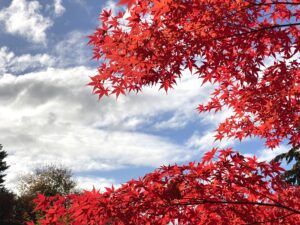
[0,144,9,191]
[273,145,300,185]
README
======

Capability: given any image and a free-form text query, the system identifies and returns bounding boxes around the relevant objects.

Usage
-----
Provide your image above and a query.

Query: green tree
[0,144,9,191]
[0,191,18,224]
[17,164,77,222]
[273,145,300,186]
[0,145,21,224]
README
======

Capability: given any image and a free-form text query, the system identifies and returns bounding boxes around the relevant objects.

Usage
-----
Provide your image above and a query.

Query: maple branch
[171,199,300,215]
[252,2,300,6]
[211,22,300,41]
[227,167,285,206]
[244,212,296,225]
[250,22,300,32]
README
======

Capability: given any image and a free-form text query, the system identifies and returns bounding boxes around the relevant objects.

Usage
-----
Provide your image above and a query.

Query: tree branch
[212,23,300,41]
[244,212,296,225]
[170,198,300,215]
[252,2,300,6]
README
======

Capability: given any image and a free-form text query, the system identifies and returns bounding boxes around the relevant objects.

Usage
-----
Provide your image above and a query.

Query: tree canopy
[18,165,77,197]
[32,149,300,224]
[31,0,300,224]
[19,165,77,222]
[88,0,300,149]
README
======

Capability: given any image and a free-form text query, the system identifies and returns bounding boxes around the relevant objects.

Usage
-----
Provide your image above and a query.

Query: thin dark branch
[232,180,284,207]
[212,22,300,41]
[244,212,296,225]
[249,22,300,33]
[170,198,300,215]
[252,2,300,6]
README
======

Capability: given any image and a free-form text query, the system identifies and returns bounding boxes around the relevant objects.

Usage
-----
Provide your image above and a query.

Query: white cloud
[45,0,66,17]
[1,67,203,191]
[151,70,213,130]
[0,0,60,44]
[199,107,234,127]
[0,50,234,192]
[186,131,235,151]
[54,31,91,67]
[154,114,189,129]
[0,31,90,73]
[0,30,90,74]
[0,46,55,74]
[257,145,289,162]
[103,0,117,11]
[53,0,65,16]
[0,47,14,74]
[74,176,118,191]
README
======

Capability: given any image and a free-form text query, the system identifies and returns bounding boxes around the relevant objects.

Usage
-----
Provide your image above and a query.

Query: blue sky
[0,0,288,192]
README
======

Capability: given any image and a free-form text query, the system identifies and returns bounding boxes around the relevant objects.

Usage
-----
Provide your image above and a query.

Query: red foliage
[88,0,300,148]
[31,1,300,224]
[32,149,300,224]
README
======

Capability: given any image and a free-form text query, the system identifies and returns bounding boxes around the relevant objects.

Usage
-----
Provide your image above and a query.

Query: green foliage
[0,146,21,224]
[17,164,77,222]
[0,144,9,191]
[18,164,77,197]
[273,145,300,185]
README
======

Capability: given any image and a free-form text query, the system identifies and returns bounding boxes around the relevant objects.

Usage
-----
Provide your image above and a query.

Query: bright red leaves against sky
[32,149,300,224]
[88,0,300,148]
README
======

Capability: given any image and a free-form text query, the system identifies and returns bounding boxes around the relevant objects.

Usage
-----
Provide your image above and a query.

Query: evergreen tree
[273,145,300,186]
[0,145,19,224]
[0,144,9,191]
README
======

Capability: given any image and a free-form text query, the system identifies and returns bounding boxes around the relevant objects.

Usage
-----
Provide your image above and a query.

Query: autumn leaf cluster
[88,0,300,148]
[31,149,300,224]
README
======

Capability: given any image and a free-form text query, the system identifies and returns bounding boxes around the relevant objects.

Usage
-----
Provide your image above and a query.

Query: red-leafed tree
[31,0,300,224]
[31,149,300,224]
[88,0,300,149]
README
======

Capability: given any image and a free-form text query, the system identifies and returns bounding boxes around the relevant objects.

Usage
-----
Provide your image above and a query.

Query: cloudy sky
[0,0,288,192]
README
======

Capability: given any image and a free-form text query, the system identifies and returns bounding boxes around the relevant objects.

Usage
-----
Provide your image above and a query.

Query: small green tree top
[18,164,77,197]
[0,144,9,191]
[17,164,77,222]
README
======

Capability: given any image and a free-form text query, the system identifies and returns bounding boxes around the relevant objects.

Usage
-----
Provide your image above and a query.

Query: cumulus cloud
[256,145,289,162]
[0,49,234,192]
[0,0,258,194]
[54,31,92,67]
[103,0,117,11]
[0,46,55,74]
[0,0,53,44]
[53,0,65,16]
[76,176,118,191]
[0,47,14,74]
[1,67,204,191]
[0,30,90,74]
[199,107,234,127]
[0,52,237,192]
[45,0,66,17]
[186,131,235,151]
[149,70,213,130]
[0,0,65,44]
